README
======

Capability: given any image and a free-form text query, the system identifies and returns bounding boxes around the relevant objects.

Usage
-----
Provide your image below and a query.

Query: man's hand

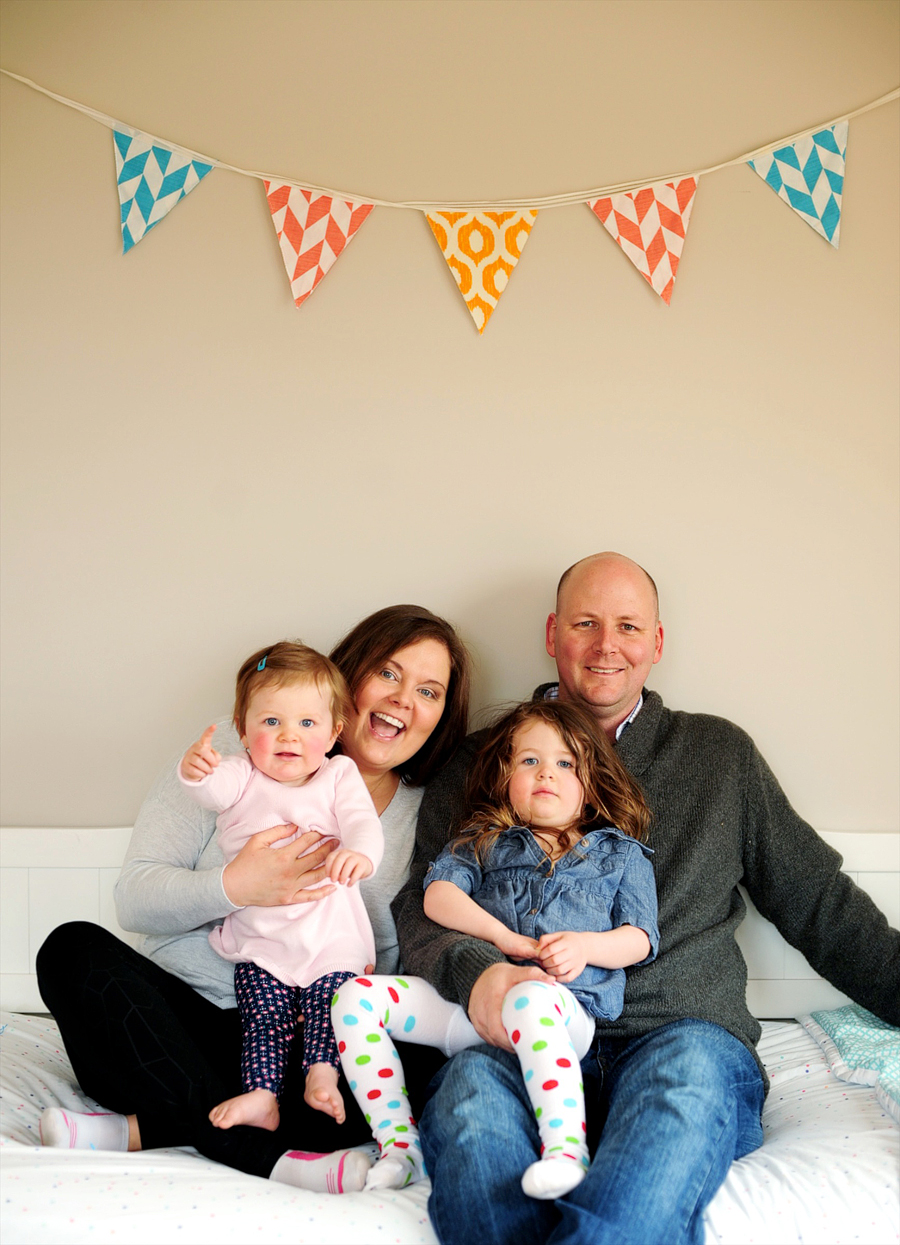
[537,931,588,984]
[325,848,373,887]
[467,962,553,1050]
[223,826,337,907]
[180,725,221,781]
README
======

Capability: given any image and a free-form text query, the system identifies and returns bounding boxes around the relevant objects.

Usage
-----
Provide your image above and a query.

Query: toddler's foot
[209,1088,280,1131]
[521,1157,587,1200]
[40,1108,129,1152]
[304,1063,346,1123]
[364,1143,426,1191]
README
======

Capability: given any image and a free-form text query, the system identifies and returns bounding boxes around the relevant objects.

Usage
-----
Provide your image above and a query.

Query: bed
[1,827,898,1245]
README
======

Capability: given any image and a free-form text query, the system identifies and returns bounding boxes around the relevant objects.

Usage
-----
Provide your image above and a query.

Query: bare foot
[304,1063,346,1123]
[208,1088,280,1131]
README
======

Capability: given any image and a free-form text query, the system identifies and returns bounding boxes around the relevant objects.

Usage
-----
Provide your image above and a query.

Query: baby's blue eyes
[300,719,314,728]
[558,760,573,769]
[265,717,278,726]
[263,717,315,727]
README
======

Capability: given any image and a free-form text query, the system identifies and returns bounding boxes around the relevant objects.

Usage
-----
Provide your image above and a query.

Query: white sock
[40,1108,129,1152]
[269,1148,373,1194]
[521,1157,587,1200]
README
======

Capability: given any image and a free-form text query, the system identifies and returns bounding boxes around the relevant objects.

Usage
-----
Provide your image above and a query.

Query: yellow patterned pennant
[425,210,538,334]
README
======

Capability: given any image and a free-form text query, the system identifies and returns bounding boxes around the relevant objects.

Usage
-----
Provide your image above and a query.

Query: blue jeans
[420,1019,765,1245]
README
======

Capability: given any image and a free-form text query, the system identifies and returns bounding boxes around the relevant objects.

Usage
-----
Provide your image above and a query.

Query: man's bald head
[557,553,659,622]
[547,552,664,736]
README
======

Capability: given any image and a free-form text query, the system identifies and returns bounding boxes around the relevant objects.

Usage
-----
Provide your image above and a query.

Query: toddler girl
[180,641,383,1134]
[332,699,658,1199]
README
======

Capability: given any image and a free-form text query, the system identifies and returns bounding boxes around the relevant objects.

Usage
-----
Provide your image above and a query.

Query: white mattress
[1,1011,897,1245]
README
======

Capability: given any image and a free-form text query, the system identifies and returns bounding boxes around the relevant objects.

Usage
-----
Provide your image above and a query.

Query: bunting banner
[425,210,538,333]
[264,183,374,308]
[113,126,213,253]
[588,179,698,305]
[2,70,896,328]
[747,121,847,247]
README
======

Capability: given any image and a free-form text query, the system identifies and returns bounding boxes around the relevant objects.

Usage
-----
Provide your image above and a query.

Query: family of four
[37,553,899,1245]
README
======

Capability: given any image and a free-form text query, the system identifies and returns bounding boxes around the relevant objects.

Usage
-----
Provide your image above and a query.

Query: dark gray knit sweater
[392,689,900,1081]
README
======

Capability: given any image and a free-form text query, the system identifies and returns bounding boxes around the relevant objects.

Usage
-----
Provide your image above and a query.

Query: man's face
[546,556,663,730]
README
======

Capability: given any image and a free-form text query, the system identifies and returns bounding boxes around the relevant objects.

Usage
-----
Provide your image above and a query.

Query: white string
[2,68,897,210]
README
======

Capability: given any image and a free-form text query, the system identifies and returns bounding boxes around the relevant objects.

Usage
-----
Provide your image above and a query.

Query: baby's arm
[537,926,651,984]
[323,758,384,886]
[180,725,222,782]
[326,848,373,887]
[425,880,540,961]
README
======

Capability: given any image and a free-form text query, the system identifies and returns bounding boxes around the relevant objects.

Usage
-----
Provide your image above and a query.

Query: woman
[36,605,470,1192]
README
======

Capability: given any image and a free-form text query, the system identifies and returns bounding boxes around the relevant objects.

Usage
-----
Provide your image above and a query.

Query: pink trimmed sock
[269,1147,373,1194]
[40,1108,129,1152]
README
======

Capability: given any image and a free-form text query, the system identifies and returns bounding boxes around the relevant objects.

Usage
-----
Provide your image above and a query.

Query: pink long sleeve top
[180,753,383,988]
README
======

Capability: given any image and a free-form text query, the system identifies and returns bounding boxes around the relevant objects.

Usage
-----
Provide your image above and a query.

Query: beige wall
[1,0,897,831]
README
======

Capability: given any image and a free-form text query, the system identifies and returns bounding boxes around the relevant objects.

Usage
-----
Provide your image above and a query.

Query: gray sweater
[392,689,900,1079]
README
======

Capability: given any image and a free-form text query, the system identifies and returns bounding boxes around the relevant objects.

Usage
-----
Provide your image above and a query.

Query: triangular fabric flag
[748,121,847,247]
[265,183,374,308]
[113,126,213,253]
[425,210,538,334]
[588,179,698,305]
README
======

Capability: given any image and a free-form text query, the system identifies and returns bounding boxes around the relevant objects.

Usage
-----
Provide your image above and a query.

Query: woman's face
[341,637,452,777]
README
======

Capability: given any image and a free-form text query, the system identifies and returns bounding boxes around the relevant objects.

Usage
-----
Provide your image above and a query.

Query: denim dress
[424,826,659,1022]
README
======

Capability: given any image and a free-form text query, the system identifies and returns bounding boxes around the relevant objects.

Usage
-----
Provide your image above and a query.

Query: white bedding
[1,1012,897,1245]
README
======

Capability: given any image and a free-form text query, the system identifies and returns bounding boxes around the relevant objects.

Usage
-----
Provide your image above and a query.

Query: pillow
[799,1004,899,1124]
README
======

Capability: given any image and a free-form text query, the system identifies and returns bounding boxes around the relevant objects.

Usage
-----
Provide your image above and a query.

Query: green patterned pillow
[800,1004,899,1124]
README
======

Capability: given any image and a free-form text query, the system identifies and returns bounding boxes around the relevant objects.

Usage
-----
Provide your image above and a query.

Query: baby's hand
[324,848,373,887]
[494,929,541,961]
[537,931,588,983]
[180,725,222,782]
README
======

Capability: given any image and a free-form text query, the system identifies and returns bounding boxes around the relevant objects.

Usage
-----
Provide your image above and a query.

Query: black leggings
[36,922,446,1178]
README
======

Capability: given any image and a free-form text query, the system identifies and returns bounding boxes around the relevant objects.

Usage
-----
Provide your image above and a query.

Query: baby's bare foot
[304,1063,346,1123]
[208,1088,280,1131]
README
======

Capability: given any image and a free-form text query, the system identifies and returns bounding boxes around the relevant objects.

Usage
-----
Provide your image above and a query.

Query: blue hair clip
[257,656,267,672]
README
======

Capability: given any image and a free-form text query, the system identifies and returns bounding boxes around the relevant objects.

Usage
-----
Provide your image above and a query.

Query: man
[392,552,899,1245]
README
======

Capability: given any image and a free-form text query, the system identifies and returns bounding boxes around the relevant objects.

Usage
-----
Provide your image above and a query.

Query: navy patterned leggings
[234,963,354,1097]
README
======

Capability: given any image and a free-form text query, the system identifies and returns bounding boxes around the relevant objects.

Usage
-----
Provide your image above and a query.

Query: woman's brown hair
[329,604,471,786]
[456,699,650,864]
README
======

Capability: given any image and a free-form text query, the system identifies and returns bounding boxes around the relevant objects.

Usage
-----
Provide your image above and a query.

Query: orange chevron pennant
[425,209,538,334]
[265,183,374,308]
[588,178,698,305]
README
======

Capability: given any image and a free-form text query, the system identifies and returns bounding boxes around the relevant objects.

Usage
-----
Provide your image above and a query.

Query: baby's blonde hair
[233,641,351,735]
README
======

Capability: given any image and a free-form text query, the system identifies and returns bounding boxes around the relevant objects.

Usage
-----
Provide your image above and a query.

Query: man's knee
[608,1020,764,1146]
[425,1044,525,1124]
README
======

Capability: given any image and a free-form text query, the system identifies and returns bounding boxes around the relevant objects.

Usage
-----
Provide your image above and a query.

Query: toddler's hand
[495,930,541,961]
[180,725,221,781]
[325,848,373,887]
[537,931,588,983]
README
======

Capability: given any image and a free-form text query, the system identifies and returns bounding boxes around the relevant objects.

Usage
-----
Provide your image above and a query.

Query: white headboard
[1,827,897,1017]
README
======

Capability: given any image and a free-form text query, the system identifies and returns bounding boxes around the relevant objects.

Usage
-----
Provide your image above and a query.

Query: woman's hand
[222,826,337,907]
[180,725,221,781]
[536,931,588,983]
[325,848,373,887]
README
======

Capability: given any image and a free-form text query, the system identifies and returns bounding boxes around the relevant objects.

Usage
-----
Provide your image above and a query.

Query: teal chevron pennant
[113,127,213,253]
[748,121,847,247]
